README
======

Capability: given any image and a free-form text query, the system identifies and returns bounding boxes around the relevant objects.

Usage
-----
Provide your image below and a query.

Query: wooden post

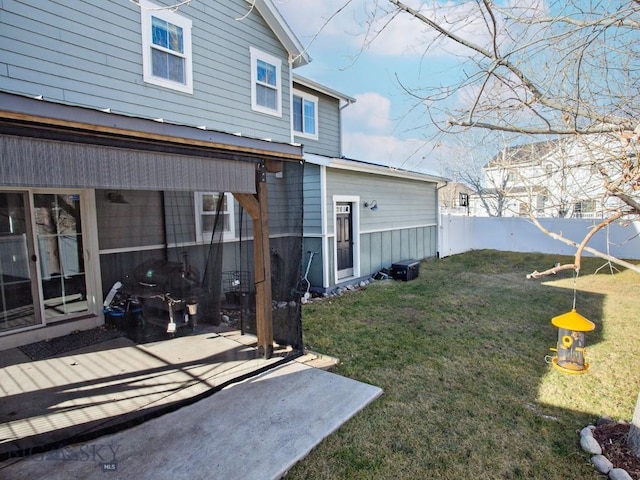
[233,164,273,358]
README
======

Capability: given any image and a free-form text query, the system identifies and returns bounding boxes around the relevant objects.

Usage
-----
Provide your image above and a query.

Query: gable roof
[248,0,311,68]
[293,75,356,105]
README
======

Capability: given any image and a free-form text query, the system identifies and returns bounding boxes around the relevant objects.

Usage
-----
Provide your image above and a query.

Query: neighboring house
[472,138,628,218]
[439,182,475,216]
[0,0,311,354]
[291,76,448,292]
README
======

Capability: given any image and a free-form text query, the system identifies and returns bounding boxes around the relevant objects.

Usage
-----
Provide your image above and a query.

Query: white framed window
[292,89,318,139]
[195,192,235,242]
[250,47,282,116]
[140,0,193,94]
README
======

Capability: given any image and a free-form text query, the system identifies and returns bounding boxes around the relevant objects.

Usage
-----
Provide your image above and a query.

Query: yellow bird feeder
[549,309,595,374]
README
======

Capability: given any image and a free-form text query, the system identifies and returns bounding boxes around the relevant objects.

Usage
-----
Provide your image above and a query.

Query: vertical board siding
[301,237,323,288]
[359,226,437,277]
[0,0,293,142]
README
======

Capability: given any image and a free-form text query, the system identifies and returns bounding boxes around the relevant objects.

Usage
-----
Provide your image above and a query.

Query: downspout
[436,181,449,259]
[338,99,354,157]
[320,165,329,290]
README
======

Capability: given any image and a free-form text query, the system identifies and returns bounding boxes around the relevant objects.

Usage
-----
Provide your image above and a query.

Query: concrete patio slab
[0,360,383,480]
[0,329,288,457]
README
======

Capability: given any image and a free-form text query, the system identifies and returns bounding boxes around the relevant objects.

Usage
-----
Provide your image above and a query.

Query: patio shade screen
[98,159,305,351]
[0,135,256,193]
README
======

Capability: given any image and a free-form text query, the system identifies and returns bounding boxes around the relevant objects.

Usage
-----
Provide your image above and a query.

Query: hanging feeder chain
[572,268,579,311]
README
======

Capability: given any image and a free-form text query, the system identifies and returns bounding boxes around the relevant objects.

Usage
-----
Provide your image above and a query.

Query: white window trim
[292,89,319,140]
[194,192,235,242]
[250,46,282,117]
[140,0,193,94]
[332,195,360,283]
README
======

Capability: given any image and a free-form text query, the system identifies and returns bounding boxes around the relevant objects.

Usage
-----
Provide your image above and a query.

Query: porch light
[549,309,595,374]
[363,200,378,211]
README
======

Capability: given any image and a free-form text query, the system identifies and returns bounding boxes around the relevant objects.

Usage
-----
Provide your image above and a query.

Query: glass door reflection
[0,192,40,332]
[33,193,88,319]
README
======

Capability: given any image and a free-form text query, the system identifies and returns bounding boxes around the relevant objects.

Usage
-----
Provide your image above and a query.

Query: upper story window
[250,47,282,117]
[292,90,318,139]
[195,192,235,242]
[140,0,193,94]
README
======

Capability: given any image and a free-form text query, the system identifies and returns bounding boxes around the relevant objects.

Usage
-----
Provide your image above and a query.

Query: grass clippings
[286,250,640,480]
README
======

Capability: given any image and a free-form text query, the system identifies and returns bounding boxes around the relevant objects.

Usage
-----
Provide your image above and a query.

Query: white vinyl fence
[439,214,640,260]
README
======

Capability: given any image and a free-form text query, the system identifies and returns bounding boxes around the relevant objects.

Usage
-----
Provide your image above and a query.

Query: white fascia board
[249,0,311,68]
[293,75,356,104]
[304,154,449,185]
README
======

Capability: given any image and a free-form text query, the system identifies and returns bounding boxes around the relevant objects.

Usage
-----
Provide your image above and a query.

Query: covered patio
[0,326,337,460]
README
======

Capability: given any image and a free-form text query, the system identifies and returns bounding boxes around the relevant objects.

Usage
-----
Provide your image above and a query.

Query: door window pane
[0,192,38,332]
[34,194,88,318]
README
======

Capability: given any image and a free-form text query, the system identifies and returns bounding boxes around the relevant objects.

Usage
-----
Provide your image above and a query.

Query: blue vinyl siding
[293,84,341,158]
[325,169,437,236]
[302,163,323,235]
[321,168,438,289]
[0,0,293,142]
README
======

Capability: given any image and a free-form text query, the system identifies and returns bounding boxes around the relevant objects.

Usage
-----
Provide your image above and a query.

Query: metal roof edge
[293,75,356,104]
[0,91,303,159]
[304,153,449,183]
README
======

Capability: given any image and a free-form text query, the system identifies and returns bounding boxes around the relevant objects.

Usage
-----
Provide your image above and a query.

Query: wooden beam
[265,159,283,173]
[0,110,304,161]
[233,193,259,219]
[232,174,274,358]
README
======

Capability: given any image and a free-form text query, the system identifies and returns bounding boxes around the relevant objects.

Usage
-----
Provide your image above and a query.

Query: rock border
[581,418,633,480]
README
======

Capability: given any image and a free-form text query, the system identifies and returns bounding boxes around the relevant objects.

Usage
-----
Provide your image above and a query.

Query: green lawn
[285,250,640,480]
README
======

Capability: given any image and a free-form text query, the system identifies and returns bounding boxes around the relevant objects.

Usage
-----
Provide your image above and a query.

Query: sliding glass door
[0,190,91,335]
[33,193,88,320]
[0,192,40,332]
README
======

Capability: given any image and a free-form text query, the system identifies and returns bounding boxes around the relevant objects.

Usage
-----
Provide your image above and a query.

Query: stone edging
[580,419,633,480]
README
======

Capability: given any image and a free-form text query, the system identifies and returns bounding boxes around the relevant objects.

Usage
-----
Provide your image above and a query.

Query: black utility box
[391,259,420,281]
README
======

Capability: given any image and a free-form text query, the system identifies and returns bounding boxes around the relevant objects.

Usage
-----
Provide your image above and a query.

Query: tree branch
[525,211,639,279]
[389,0,635,132]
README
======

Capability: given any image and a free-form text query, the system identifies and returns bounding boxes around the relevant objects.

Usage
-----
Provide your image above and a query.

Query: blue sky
[275,0,557,177]
[275,0,486,176]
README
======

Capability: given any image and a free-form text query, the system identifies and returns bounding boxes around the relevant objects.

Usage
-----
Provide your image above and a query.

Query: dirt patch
[593,422,640,479]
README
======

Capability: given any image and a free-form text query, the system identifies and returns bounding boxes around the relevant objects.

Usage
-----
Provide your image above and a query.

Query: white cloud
[340,91,443,173]
[276,0,497,59]
[363,2,498,58]
[343,92,393,134]
[344,131,443,174]
[274,0,364,44]
[277,0,551,62]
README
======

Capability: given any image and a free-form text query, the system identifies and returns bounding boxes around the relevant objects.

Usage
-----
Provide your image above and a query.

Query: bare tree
[441,134,519,217]
[362,0,640,456]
